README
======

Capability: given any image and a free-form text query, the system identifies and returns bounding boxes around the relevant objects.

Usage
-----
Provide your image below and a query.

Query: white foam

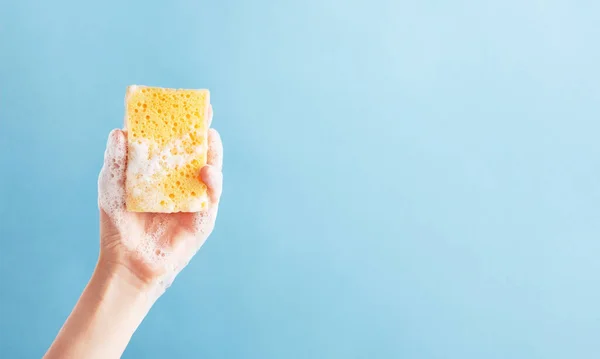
[126,132,208,212]
[98,129,128,229]
[98,131,167,276]
[98,129,215,295]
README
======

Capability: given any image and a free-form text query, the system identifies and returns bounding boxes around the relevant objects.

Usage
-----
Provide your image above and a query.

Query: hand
[97,107,223,296]
[45,109,223,359]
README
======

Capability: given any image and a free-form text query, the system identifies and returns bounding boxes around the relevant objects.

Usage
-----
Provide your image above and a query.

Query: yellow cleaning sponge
[124,85,210,212]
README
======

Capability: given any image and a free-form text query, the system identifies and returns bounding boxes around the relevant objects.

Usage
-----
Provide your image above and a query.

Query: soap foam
[98,129,180,292]
[126,128,208,212]
[98,127,217,295]
[98,129,128,229]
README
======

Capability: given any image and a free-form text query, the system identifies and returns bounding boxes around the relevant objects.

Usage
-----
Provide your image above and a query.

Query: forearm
[44,258,157,359]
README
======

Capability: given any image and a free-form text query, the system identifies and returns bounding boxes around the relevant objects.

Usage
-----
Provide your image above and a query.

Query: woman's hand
[98,107,223,297]
[45,106,223,359]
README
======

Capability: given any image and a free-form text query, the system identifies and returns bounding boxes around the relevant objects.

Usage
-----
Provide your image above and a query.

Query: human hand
[97,107,223,297]
[45,104,223,359]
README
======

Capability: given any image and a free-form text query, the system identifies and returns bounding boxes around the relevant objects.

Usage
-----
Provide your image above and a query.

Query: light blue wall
[1,1,599,358]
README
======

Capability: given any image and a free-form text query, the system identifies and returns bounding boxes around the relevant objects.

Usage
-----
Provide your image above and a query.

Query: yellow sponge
[124,85,210,213]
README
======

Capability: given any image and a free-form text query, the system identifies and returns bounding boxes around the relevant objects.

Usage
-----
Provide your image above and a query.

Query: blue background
[1,0,599,358]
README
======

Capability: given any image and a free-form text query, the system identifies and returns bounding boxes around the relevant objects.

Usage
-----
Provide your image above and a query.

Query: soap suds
[98,129,184,293]
[126,131,208,212]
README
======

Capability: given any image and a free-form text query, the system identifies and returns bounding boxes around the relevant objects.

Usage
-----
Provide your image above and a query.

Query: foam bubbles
[98,129,127,229]
[98,130,171,287]
[98,128,218,295]
[126,133,208,212]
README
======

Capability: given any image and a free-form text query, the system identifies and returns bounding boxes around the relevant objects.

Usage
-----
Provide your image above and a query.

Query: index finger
[206,129,223,171]
[207,104,213,127]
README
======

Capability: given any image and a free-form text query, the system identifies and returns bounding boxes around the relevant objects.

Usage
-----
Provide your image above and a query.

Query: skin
[44,108,223,359]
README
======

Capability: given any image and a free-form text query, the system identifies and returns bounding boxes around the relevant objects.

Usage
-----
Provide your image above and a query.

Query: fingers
[207,104,213,127]
[105,129,127,166]
[203,128,223,204]
[206,128,223,170]
[98,129,128,213]
[200,165,223,203]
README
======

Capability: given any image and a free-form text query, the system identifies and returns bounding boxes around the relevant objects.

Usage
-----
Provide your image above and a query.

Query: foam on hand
[125,85,210,213]
[98,129,128,230]
[98,130,170,267]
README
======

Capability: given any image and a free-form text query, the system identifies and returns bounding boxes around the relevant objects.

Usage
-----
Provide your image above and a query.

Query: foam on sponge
[125,85,210,213]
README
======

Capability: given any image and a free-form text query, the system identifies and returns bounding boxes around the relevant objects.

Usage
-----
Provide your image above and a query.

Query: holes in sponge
[145,115,150,120]
[169,193,175,199]
[157,109,162,114]
[160,200,165,205]
[142,104,147,109]
[191,191,196,196]
[186,114,191,119]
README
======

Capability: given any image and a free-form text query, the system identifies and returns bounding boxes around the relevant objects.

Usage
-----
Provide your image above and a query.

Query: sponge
[124,85,210,213]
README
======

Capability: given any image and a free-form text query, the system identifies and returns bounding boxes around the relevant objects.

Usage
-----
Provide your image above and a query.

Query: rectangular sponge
[124,85,210,213]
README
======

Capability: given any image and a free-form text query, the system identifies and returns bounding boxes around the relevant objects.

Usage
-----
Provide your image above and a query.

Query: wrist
[95,253,163,300]
[90,257,159,318]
